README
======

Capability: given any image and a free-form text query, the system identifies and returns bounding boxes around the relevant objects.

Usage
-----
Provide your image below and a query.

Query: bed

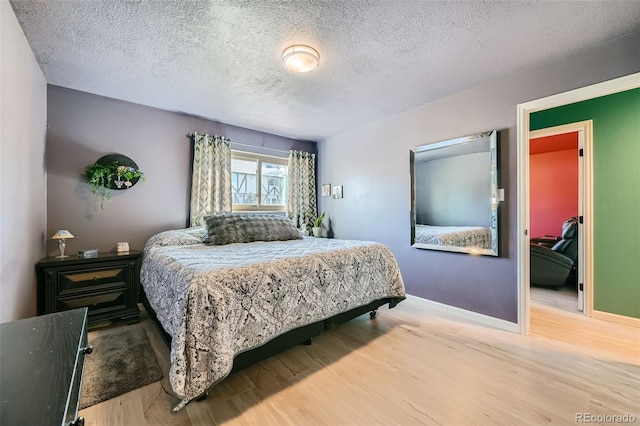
[140,218,406,412]
[414,224,492,249]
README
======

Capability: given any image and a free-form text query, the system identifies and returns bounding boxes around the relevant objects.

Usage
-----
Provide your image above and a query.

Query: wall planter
[85,154,145,209]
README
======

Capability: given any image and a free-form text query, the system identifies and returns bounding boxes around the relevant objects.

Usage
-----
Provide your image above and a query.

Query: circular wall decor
[95,153,142,190]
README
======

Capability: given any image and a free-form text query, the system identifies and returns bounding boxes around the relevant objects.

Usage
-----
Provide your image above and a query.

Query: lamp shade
[282,45,320,73]
[52,230,74,240]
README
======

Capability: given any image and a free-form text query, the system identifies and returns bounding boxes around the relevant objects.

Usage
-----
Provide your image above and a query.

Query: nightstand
[36,251,141,325]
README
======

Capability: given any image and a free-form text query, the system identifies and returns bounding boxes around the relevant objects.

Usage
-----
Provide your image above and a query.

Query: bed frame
[141,287,403,399]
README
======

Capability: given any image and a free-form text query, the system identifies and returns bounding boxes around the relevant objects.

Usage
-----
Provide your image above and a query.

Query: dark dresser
[0,308,91,426]
[36,251,141,325]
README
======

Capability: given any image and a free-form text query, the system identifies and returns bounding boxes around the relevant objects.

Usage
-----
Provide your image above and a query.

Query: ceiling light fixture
[282,45,320,73]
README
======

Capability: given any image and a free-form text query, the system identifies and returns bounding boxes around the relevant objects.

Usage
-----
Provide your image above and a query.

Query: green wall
[531,88,640,319]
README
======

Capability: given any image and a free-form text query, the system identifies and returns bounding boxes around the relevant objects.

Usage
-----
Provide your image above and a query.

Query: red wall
[530,133,578,237]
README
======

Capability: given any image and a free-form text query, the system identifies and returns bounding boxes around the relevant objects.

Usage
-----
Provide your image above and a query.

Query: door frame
[529,123,591,314]
[516,72,640,335]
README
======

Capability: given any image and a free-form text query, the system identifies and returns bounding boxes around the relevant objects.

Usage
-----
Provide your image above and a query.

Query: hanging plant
[85,162,115,209]
[85,155,145,209]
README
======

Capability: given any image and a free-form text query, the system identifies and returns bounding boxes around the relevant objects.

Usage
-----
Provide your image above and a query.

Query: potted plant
[312,212,325,237]
[115,165,144,188]
[85,161,145,209]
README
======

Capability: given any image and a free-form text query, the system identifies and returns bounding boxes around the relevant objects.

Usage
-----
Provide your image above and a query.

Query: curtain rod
[186,133,291,155]
[230,141,291,155]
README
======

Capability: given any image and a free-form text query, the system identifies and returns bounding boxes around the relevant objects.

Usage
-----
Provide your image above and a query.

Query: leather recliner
[530,217,578,288]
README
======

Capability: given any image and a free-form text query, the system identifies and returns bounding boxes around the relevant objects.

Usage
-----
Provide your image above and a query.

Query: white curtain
[287,150,317,233]
[189,133,232,227]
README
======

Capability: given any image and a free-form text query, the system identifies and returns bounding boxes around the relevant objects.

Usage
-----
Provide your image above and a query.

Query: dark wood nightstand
[0,308,91,426]
[36,251,141,325]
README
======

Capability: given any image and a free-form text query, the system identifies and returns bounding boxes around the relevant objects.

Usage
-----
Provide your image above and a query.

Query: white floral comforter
[140,228,406,412]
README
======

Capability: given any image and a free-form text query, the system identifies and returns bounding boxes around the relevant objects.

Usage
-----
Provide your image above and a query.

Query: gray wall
[318,31,640,322]
[46,86,315,256]
[1,2,47,322]
[416,152,491,227]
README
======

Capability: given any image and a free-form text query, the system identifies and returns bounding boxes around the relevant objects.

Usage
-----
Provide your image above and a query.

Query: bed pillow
[204,213,302,245]
[185,226,210,243]
[145,229,205,247]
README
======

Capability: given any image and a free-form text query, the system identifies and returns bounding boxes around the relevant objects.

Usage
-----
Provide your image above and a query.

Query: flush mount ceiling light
[282,45,320,73]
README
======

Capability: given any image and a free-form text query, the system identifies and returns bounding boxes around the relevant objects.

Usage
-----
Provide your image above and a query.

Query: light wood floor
[531,286,579,314]
[79,296,640,425]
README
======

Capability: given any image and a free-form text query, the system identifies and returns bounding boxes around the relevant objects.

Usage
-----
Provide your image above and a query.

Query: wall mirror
[410,130,500,256]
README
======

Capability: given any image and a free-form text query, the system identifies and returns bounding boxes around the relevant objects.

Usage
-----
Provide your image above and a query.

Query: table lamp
[52,230,74,258]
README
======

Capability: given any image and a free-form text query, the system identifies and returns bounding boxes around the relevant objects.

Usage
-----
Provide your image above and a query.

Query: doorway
[519,119,593,335]
[516,73,640,334]
[514,75,640,335]
[529,128,582,315]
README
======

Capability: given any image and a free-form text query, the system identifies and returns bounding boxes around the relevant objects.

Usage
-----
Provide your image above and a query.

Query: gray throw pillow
[204,213,302,245]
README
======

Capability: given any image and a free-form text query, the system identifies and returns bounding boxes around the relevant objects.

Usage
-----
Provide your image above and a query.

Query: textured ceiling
[9,0,640,141]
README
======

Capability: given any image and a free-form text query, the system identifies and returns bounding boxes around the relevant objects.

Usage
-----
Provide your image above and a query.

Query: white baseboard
[591,309,640,328]
[406,294,520,333]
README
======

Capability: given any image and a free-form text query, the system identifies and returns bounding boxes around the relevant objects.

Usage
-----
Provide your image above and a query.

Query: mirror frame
[410,130,499,256]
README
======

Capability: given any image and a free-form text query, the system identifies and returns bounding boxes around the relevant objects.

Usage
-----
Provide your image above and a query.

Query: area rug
[80,327,163,409]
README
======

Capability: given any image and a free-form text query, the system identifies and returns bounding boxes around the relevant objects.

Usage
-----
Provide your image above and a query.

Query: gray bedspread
[140,228,406,412]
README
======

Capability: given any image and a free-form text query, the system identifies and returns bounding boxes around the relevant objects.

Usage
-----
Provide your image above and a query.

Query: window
[231,151,288,211]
